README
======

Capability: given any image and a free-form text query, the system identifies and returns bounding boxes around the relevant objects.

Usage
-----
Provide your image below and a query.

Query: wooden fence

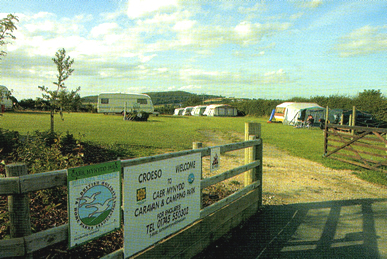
[323,124,387,172]
[0,122,262,259]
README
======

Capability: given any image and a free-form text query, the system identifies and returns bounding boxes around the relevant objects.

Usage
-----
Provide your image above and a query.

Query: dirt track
[262,144,387,205]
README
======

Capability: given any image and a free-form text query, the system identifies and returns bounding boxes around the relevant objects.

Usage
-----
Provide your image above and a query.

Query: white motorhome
[97,93,154,114]
[0,85,13,111]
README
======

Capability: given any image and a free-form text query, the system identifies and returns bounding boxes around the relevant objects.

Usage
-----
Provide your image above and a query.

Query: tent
[280,102,323,125]
[203,104,238,117]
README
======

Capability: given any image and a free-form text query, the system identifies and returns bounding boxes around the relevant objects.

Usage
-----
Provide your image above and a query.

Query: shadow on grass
[194,198,387,259]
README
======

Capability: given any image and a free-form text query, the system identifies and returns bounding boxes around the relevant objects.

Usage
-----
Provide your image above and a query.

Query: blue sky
[1,0,386,101]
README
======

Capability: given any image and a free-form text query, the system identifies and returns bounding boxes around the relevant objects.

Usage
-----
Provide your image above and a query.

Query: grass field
[2,111,384,184]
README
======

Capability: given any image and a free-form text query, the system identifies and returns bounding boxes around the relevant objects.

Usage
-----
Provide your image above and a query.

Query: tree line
[233,89,387,121]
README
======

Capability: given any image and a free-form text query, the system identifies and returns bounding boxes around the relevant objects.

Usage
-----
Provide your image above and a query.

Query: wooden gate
[323,124,387,172]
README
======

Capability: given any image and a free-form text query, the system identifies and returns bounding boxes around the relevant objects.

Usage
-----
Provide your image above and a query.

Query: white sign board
[210,147,221,172]
[124,153,201,257]
[68,161,121,248]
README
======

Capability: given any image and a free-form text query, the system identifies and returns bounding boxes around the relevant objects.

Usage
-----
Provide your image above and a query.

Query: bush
[0,128,19,156]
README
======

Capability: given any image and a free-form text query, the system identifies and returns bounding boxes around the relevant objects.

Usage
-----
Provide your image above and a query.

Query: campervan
[97,93,154,114]
[0,85,13,111]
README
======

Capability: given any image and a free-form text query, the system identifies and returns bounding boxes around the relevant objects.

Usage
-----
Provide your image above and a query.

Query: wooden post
[123,102,127,120]
[324,106,329,155]
[352,106,356,135]
[193,142,203,209]
[244,122,261,184]
[244,122,262,208]
[192,142,203,149]
[6,163,33,259]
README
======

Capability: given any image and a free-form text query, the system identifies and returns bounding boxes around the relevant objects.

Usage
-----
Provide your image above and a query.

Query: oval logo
[188,173,195,184]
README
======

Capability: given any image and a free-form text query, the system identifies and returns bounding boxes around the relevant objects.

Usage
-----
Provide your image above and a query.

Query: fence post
[244,122,260,185]
[193,142,203,209]
[6,163,33,259]
[324,106,329,155]
[351,106,356,135]
[244,122,262,207]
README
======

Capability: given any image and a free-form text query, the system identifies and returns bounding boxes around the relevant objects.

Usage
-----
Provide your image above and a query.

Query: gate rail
[323,124,387,172]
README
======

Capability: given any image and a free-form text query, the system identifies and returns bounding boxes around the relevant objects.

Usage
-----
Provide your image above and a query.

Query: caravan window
[137,99,148,105]
[100,98,109,104]
[275,107,286,114]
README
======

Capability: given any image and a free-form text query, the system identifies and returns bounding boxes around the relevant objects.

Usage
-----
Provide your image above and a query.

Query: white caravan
[97,93,154,114]
[0,85,13,110]
[191,105,208,116]
[203,104,238,117]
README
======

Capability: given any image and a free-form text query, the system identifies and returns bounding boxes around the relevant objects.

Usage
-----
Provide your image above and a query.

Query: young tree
[39,48,80,132]
[0,14,18,58]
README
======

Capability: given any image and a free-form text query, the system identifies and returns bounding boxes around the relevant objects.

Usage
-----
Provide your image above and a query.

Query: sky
[0,0,386,101]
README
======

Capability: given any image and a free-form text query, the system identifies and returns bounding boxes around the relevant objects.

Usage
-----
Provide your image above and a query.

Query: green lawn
[0,111,377,173]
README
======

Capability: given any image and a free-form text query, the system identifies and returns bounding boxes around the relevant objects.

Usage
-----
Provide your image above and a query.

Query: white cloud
[336,25,387,57]
[90,23,120,38]
[127,0,179,19]
[297,0,323,9]
[263,69,289,84]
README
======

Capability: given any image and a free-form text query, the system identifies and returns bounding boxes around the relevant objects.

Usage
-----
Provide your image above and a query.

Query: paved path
[194,198,387,259]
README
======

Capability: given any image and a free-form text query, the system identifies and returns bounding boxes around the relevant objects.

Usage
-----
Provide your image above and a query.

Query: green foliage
[354,89,387,121]
[0,14,18,58]
[12,131,83,173]
[0,128,19,155]
[234,99,282,117]
[146,91,221,105]
[38,48,79,132]
[155,104,175,115]
[182,95,204,107]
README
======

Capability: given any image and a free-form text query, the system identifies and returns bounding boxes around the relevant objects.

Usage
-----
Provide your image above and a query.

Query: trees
[0,14,18,58]
[354,89,387,121]
[39,48,80,132]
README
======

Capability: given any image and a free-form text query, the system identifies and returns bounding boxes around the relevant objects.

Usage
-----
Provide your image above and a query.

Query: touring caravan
[182,106,194,116]
[191,105,208,116]
[173,108,184,115]
[97,93,154,114]
[274,102,322,125]
[273,102,293,122]
[0,85,13,111]
[203,104,238,117]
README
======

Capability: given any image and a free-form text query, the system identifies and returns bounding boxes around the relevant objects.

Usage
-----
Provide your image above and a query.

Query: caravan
[97,93,154,114]
[0,85,13,111]
[203,104,238,117]
[274,102,323,125]
[191,105,208,116]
